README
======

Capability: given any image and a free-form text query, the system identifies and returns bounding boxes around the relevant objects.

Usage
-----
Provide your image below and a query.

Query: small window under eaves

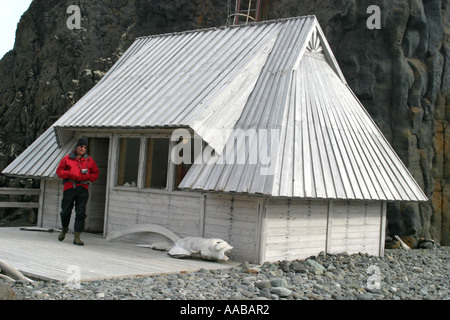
[145,138,170,189]
[117,137,140,187]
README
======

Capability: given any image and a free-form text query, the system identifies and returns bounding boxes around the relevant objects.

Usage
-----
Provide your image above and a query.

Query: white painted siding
[327,201,383,256]
[203,194,260,263]
[264,199,328,262]
[40,179,63,229]
[41,177,386,264]
[106,189,203,244]
[262,199,385,263]
[105,190,260,263]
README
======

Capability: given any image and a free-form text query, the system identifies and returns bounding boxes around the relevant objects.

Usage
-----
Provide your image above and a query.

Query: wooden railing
[0,188,40,208]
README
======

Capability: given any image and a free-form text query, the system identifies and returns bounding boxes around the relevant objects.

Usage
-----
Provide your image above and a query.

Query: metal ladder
[227,0,263,26]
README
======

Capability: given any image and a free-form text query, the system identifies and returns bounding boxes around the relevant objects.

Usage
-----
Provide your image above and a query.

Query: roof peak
[135,15,317,40]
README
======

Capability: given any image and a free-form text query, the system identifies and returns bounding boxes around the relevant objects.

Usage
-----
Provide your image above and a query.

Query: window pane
[145,138,169,189]
[175,138,203,189]
[117,138,140,187]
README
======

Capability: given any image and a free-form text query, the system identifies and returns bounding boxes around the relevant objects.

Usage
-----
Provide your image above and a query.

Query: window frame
[142,135,172,190]
[113,133,193,192]
[115,135,142,188]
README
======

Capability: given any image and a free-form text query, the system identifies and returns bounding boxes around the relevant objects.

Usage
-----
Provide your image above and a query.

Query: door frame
[82,133,112,237]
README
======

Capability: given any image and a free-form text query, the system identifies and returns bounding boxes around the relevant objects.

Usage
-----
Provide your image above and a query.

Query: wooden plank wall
[203,194,259,263]
[107,189,203,244]
[263,199,384,262]
[41,176,385,264]
[327,200,382,256]
[264,199,328,262]
[106,191,260,263]
[40,179,63,229]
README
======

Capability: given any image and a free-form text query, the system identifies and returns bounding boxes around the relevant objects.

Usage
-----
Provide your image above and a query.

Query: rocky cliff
[0,0,448,246]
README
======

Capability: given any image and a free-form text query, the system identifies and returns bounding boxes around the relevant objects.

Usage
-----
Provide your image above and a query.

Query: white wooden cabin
[3,16,427,264]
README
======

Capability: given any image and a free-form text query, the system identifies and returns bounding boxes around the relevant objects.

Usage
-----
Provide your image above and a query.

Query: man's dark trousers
[60,186,89,232]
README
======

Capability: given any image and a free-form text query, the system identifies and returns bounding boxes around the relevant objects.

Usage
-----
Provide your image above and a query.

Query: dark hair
[76,137,88,147]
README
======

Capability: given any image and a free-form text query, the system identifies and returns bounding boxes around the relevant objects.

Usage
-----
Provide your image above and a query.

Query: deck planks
[0,227,238,282]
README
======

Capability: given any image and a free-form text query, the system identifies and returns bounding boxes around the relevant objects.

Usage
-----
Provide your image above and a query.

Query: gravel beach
[4,246,449,301]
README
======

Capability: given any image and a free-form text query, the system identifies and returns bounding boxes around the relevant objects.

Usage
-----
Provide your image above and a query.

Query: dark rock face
[0,0,448,245]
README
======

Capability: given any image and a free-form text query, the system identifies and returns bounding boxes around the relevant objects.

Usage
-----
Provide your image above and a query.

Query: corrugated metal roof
[2,16,427,202]
[181,51,428,201]
[177,18,427,202]
[52,19,297,138]
[3,127,75,179]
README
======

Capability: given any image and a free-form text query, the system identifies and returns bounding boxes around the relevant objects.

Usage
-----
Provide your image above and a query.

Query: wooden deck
[0,227,238,282]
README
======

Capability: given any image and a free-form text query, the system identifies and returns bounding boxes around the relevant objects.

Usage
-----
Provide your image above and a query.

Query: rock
[258,288,272,299]
[256,280,271,290]
[197,268,210,274]
[418,239,435,249]
[306,259,326,274]
[305,293,322,300]
[290,261,308,273]
[26,210,37,224]
[93,70,105,81]
[327,263,336,271]
[291,291,304,299]
[385,240,401,249]
[0,283,17,300]
[234,284,248,291]
[269,278,287,288]
[269,269,284,277]
[279,260,291,273]
[238,261,251,270]
[245,268,259,274]
[7,247,450,300]
[270,287,292,298]
[324,271,334,280]
[413,267,424,273]
[399,235,419,249]
[356,293,374,300]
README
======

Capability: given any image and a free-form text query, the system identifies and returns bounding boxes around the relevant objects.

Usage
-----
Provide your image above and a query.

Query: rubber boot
[58,227,69,241]
[73,232,84,246]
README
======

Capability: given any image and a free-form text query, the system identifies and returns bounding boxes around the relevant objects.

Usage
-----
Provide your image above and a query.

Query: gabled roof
[52,17,307,148]
[2,16,427,202]
[2,127,76,179]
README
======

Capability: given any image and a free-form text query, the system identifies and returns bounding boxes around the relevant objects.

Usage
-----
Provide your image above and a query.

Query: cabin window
[114,134,204,191]
[117,138,140,187]
[174,138,204,190]
[144,138,170,189]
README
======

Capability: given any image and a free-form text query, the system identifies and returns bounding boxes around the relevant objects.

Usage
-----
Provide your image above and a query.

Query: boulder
[0,283,17,300]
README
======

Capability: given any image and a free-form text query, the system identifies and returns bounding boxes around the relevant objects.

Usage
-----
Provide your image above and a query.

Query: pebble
[4,247,449,300]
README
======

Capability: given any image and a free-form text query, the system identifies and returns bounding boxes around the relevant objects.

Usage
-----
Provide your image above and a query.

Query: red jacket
[56,151,100,191]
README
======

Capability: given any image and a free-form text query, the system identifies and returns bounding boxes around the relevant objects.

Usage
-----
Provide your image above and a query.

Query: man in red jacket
[56,137,99,245]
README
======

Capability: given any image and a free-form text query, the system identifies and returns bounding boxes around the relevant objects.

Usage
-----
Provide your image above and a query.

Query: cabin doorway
[85,138,110,235]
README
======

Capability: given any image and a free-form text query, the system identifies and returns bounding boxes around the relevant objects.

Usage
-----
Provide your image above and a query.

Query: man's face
[76,145,87,156]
